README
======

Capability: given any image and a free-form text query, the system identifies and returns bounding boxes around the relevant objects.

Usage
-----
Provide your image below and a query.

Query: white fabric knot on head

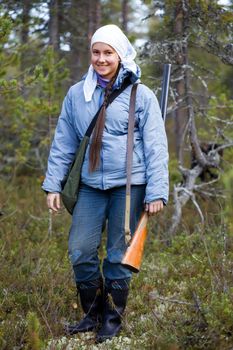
[83,24,138,102]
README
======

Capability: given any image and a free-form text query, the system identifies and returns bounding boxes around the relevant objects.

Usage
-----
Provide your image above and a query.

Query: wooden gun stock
[121,212,149,273]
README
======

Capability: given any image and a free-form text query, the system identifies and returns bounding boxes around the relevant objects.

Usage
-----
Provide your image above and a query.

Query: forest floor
[0,177,233,350]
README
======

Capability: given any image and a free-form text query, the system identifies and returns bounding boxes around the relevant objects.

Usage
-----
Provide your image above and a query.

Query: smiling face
[91,42,120,80]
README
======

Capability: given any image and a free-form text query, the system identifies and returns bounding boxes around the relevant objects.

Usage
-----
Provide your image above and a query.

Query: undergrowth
[0,177,233,349]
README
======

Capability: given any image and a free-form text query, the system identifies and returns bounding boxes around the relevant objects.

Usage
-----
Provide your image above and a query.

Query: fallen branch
[149,291,193,306]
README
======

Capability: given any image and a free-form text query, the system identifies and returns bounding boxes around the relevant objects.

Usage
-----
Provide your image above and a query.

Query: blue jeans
[68,184,145,283]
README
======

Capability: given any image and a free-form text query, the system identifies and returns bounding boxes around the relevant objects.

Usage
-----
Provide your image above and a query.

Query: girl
[42,24,169,343]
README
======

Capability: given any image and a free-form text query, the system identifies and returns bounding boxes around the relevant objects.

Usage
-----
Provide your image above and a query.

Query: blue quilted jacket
[42,69,169,204]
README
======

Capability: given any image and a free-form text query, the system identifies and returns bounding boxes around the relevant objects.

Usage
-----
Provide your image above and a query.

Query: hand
[47,193,61,212]
[145,200,164,216]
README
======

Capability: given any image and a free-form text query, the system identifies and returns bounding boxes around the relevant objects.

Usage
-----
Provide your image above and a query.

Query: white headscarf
[83,24,138,102]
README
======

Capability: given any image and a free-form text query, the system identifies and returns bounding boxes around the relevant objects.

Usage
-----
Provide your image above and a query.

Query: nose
[97,53,105,63]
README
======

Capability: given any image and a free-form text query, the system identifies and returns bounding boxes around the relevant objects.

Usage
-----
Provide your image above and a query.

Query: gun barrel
[160,63,171,121]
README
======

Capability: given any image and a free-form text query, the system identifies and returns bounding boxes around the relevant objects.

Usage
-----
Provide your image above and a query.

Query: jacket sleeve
[138,85,169,204]
[42,89,80,193]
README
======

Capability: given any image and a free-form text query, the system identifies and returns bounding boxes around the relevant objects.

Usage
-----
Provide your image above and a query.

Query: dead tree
[167,1,233,237]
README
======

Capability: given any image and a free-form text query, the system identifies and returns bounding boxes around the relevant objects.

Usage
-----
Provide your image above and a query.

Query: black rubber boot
[96,279,130,343]
[66,278,103,335]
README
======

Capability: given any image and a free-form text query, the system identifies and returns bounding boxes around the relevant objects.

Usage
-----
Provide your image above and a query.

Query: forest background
[0,0,233,349]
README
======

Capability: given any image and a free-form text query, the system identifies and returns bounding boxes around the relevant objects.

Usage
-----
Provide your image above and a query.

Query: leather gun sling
[124,83,138,244]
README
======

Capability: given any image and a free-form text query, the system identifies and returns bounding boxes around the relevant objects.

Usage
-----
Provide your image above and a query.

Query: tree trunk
[173,1,187,162]
[49,0,60,51]
[122,0,129,34]
[88,0,101,40]
[20,0,31,71]
[69,0,89,83]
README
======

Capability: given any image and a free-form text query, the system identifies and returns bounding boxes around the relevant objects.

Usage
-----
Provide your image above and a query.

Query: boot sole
[65,324,98,335]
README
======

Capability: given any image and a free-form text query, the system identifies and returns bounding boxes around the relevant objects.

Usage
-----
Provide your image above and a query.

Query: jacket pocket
[133,147,142,163]
[133,137,144,164]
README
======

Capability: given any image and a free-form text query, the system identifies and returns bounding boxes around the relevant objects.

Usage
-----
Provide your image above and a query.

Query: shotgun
[122,63,171,273]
